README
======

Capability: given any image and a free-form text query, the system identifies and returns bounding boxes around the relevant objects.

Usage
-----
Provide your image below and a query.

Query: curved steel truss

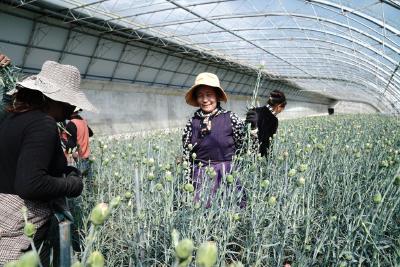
[4,0,400,113]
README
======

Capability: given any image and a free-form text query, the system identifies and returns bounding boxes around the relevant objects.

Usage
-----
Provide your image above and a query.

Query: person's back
[0,110,67,198]
[254,105,278,157]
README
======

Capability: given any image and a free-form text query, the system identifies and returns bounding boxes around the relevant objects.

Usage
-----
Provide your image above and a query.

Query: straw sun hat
[185,72,228,107]
[9,61,97,112]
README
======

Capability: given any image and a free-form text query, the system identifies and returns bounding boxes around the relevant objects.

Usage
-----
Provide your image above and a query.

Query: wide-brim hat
[10,61,97,112]
[185,72,228,107]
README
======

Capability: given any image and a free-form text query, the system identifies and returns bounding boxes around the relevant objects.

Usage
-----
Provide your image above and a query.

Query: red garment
[70,119,90,159]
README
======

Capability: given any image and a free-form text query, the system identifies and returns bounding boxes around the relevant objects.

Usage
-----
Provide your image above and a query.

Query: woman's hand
[245,109,258,130]
[0,54,11,67]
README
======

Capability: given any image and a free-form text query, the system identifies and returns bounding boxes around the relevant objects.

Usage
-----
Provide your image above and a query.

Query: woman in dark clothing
[0,59,96,265]
[246,90,286,157]
[182,72,246,208]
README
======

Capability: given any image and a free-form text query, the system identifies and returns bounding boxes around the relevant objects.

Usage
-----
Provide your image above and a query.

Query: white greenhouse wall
[81,80,329,135]
[334,101,378,114]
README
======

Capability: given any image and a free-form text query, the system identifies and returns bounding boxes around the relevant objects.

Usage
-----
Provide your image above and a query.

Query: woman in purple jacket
[182,72,246,208]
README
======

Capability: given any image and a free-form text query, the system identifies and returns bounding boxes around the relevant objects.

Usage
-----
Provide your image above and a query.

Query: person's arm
[182,117,194,179]
[64,121,78,153]
[88,125,94,137]
[182,117,193,162]
[231,112,259,155]
[14,116,83,201]
[230,112,245,150]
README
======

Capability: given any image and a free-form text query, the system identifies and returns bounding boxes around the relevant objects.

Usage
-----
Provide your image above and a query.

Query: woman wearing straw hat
[0,58,96,265]
[182,72,246,208]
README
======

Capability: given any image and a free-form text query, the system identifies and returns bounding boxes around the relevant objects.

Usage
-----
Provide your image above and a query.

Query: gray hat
[10,61,97,112]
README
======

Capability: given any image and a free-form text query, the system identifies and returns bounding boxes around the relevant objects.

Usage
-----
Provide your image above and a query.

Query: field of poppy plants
[11,114,399,267]
[61,114,398,267]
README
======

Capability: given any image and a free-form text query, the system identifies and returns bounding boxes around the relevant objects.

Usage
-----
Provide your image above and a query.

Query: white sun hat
[10,61,97,112]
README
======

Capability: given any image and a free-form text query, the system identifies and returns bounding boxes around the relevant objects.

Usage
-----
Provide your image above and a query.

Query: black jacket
[0,110,82,200]
[254,106,278,157]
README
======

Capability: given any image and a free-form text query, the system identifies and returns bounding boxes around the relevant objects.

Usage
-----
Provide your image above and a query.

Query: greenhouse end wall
[81,80,332,135]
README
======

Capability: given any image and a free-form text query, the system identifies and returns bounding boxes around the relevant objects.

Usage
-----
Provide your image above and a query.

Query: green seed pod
[124,191,133,200]
[110,196,121,209]
[175,238,194,259]
[260,179,270,189]
[192,153,197,160]
[71,261,84,267]
[343,252,352,261]
[209,170,217,179]
[87,251,105,267]
[226,174,234,184]
[18,251,40,267]
[23,222,36,238]
[155,183,163,191]
[194,203,201,209]
[338,261,347,267]
[196,241,218,267]
[90,203,110,226]
[288,169,297,177]
[304,244,312,251]
[380,160,389,168]
[147,158,155,166]
[165,171,173,182]
[268,196,277,206]
[147,172,155,181]
[232,213,240,222]
[184,183,195,193]
[373,193,382,204]
[298,164,308,173]
[297,177,305,187]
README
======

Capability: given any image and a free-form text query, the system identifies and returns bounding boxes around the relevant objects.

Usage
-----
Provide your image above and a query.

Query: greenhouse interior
[0,0,399,266]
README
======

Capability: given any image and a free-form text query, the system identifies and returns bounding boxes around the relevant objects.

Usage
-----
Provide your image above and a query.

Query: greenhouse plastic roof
[8,0,400,113]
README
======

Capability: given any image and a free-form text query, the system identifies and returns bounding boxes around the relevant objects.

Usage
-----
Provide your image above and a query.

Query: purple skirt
[191,161,246,208]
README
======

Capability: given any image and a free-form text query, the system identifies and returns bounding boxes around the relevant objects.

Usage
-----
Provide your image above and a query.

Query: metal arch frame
[306,0,400,36]
[110,40,128,81]
[10,1,261,75]
[212,36,400,89]
[169,29,399,67]
[161,24,400,58]
[123,12,398,49]
[150,53,171,86]
[21,17,38,70]
[236,75,254,94]
[7,0,398,112]
[214,40,400,89]
[164,0,314,78]
[93,0,238,25]
[83,34,103,78]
